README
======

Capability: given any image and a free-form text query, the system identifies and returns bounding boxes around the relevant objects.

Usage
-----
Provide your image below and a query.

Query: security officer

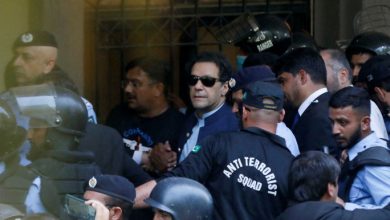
[9,84,101,216]
[145,177,213,220]
[0,99,41,213]
[345,31,390,82]
[135,81,294,220]
[82,175,136,220]
[216,13,291,56]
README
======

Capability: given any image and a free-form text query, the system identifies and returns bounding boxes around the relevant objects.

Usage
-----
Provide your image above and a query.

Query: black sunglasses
[188,75,220,87]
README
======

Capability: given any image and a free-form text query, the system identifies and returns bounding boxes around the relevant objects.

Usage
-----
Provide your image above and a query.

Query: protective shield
[10,83,60,129]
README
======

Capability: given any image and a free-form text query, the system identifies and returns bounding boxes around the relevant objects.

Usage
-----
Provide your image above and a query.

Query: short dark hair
[289,151,340,202]
[185,51,232,82]
[329,86,370,116]
[273,47,327,85]
[106,196,133,219]
[125,57,171,95]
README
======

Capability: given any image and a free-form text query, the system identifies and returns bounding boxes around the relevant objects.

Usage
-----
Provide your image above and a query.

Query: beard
[345,126,362,149]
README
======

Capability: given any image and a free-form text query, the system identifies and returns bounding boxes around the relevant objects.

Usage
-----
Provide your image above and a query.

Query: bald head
[12,45,58,86]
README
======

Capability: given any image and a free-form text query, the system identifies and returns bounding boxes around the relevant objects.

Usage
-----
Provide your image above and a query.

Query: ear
[297,69,308,85]
[338,68,350,87]
[327,183,338,199]
[110,207,123,220]
[374,87,386,103]
[220,81,229,97]
[242,105,249,120]
[360,115,371,132]
[154,82,165,96]
[278,109,285,122]
[43,59,56,74]
[321,183,338,202]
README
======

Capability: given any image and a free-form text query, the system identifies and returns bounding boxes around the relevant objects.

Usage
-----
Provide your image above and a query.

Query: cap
[13,30,58,48]
[232,65,277,92]
[242,81,284,111]
[358,55,390,85]
[0,203,24,219]
[84,175,135,204]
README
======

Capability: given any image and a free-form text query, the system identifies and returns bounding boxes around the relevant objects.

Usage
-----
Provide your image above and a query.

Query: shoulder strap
[350,147,390,170]
[341,147,390,201]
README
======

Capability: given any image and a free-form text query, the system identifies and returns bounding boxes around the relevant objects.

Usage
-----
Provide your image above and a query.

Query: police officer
[9,84,101,216]
[216,13,291,56]
[82,175,136,220]
[0,99,42,213]
[135,81,294,220]
[145,177,213,220]
[345,31,390,82]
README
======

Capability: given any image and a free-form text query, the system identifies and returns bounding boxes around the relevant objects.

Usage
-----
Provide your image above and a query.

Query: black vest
[0,162,37,212]
[30,149,101,215]
[338,146,390,201]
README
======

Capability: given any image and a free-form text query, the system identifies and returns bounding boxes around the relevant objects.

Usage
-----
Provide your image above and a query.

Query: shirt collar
[196,102,225,120]
[348,132,387,160]
[298,88,328,116]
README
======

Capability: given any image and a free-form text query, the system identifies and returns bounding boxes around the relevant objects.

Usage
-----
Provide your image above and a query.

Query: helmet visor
[10,84,60,128]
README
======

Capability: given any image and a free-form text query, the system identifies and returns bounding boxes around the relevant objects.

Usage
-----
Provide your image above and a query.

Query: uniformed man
[82,175,136,220]
[0,99,48,214]
[345,31,390,83]
[9,30,97,123]
[135,81,294,220]
[145,177,213,220]
[9,84,101,216]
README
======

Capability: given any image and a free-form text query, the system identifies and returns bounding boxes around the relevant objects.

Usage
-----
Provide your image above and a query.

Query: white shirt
[297,88,328,116]
[369,100,388,140]
[276,122,300,156]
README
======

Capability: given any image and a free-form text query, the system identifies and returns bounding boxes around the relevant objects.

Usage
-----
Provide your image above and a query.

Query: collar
[243,127,287,148]
[348,132,388,160]
[195,102,224,120]
[298,88,327,116]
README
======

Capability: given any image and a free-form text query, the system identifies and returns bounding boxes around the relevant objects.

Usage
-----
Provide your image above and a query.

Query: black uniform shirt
[163,127,294,220]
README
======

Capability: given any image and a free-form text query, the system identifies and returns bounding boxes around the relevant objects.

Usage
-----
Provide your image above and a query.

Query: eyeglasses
[121,79,156,89]
[188,75,220,87]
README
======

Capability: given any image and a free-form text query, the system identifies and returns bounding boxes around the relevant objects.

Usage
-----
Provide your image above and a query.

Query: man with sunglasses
[173,52,240,162]
[134,81,294,219]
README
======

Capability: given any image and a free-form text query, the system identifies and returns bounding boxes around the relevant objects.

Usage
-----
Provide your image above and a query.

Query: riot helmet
[284,31,319,54]
[145,177,213,220]
[345,31,390,61]
[10,83,87,151]
[216,13,291,55]
[0,99,26,160]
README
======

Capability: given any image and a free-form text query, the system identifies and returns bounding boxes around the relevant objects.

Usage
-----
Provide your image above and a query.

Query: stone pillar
[39,0,85,94]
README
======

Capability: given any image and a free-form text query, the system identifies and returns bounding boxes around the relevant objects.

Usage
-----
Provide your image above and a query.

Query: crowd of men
[1,13,390,220]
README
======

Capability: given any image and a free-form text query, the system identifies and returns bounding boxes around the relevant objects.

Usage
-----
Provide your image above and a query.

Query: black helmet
[145,177,213,220]
[284,32,319,54]
[345,31,390,61]
[0,99,26,160]
[216,13,291,55]
[10,84,87,149]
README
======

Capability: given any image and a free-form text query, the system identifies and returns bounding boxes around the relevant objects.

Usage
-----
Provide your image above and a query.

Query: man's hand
[336,197,345,207]
[149,141,177,172]
[85,199,110,220]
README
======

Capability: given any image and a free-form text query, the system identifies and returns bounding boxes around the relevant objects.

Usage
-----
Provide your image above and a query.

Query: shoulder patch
[192,145,202,153]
